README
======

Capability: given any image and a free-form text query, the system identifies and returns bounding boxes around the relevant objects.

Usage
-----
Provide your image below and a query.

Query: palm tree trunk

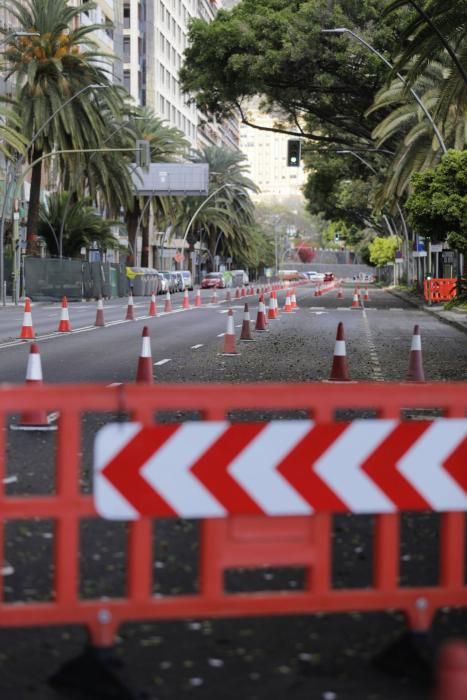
[26,148,43,255]
[141,222,149,267]
[126,205,140,266]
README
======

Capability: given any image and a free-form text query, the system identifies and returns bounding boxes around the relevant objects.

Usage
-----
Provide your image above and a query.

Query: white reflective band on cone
[23,312,32,325]
[26,354,43,381]
[333,340,346,357]
[227,315,235,335]
[411,335,422,351]
[141,337,152,357]
[243,311,249,321]
[97,299,104,309]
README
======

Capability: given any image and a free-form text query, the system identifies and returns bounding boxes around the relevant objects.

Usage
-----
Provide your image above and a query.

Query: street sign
[131,163,209,196]
[413,251,427,258]
[94,420,467,520]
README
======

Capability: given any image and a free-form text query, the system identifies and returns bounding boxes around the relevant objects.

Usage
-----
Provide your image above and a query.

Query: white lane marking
[191,344,204,349]
[217,333,225,337]
[362,309,384,382]
[337,308,351,311]
[2,475,17,484]
[154,358,171,366]
[311,311,328,315]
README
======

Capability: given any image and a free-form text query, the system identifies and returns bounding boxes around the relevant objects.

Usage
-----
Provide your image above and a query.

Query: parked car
[231,269,249,286]
[179,270,193,291]
[156,272,168,294]
[306,271,325,282]
[163,272,177,293]
[201,272,227,289]
[324,271,335,282]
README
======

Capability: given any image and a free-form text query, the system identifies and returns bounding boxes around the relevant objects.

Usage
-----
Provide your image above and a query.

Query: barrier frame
[0,382,466,648]
[424,278,457,304]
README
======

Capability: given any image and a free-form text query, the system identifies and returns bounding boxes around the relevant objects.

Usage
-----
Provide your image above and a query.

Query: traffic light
[136,139,151,172]
[287,139,301,167]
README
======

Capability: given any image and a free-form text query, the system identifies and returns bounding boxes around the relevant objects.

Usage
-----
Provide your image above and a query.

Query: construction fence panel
[0,382,465,648]
[23,258,84,301]
[424,278,457,304]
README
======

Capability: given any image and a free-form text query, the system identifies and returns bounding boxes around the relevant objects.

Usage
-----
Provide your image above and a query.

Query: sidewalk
[387,286,467,334]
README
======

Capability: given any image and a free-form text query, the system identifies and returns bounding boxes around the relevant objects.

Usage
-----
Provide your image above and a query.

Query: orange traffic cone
[314,285,321,297]
[235,287,241,299]
[182,289,190,309]
[211,289,218,304]
[125,292,135,320]
[136,326,153,383]
[329,322,350,381]
[149,292,157,317]
[290,290,297,309]
[241,287,246,298]
[406,325,425,382]
[363,287,370,301]
[434,640,467,700]
[225,290,232,303]
[283,291,293,313]
[267,294,276,320]
[240,303,255,342]
[95,297,105,327]
[19,297,35,339]
[221,309,240,356]
[351,289,361,309]
[337,284,344,300]
[57,296,72,332]
[272,290,280,319]
[194,288,202,307]
[255,295,268,332]
[164,291,172,313]
[11,344,57,431]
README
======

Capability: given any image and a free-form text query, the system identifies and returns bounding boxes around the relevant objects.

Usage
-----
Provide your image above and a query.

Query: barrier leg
[50,644,135,699]
[372,626,435,686]
[434,640,467,700]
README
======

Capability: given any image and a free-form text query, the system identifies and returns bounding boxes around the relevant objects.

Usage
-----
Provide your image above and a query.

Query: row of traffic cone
[329,323,425,382]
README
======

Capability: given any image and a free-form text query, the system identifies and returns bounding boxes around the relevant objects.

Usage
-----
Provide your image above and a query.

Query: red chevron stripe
[102,425,178,517]
[361,422,431,510]
[443,435,467,493]
[191,423,266,514]
[277,424,349,511]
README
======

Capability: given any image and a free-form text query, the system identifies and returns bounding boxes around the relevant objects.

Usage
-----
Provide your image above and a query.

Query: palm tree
[38,191,121,259]
[366,58,466,204]
[0,0,123,249]
[122,108,189,266]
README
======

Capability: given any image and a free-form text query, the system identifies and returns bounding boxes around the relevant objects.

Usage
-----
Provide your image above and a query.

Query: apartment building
[239,107,307,203]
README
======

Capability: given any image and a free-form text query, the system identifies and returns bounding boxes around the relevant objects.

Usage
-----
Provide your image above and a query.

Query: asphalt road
[0,283,466,700]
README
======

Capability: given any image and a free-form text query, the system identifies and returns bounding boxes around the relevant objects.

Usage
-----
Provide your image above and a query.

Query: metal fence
[22,258,127,301]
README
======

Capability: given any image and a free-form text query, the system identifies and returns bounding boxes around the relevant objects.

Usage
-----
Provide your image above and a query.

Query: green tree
[406,149,467,254]
[38,191,121,258]
[0,0,123,249]
[368,234,400,266]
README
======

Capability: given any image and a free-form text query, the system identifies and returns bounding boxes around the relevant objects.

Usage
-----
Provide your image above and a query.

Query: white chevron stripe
[397,420,467,511]
[314,420,396,513]
[228,421,313,515]
[142,422,228,518]
[94,423,140,520]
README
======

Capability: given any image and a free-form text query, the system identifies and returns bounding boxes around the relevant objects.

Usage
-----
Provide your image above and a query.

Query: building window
[123,3,130,28]
[123,37,130,62]
[123,69,130,91]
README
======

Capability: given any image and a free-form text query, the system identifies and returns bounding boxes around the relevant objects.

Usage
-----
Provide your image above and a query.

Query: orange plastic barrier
[424,278,457,303]
[0,382,466,649]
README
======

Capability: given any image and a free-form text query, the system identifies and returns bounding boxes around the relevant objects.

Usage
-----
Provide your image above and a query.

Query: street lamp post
[0,83,105,304]
[321,28,447,154]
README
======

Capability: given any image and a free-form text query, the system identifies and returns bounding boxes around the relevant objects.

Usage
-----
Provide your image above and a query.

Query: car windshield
[205,273,222,278]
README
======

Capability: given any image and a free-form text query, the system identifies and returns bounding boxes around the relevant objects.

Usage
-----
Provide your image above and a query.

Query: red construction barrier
[0,382,466,651]
[424,278,457,303]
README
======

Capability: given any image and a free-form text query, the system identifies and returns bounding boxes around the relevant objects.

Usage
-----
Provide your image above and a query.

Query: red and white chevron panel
[94,420,467,520]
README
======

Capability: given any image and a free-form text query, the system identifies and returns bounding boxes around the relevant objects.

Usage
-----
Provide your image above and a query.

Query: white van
[231,269,249,286]
[179,270,193,290]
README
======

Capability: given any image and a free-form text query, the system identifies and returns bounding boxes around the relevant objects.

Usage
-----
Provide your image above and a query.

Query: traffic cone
[290,289,297,309]
[272,290,280,319]
[255,295,268,331]
[337,284,344,300]
[363,286,370,301]
[164,291,172,312]
[283,291,293,313]
[240,303,255,341]
[211,289,218,304]
[182,289,190,309]
[194,288,202,307]
[95,297,105,327]
[434,640,467,700]
[406,325,425,382]
[125,292,135,320]
[57,296,72,332]
[241,287,246,298]
[221,309,240,355]
[329,322,350,381]
[235,287,241,299]
[351,288,361,309]
[149,292,157,317]
[136,326,153,383]
[11,344,57,431]
[225,290,232,303]
[267,294,276,320]
[19,297,35,339]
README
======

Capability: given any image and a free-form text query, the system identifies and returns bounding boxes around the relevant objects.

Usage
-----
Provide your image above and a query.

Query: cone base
[11,410,59,431]
[58,323,72,332]
[239,338,256,342]
[19,329,35,339]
